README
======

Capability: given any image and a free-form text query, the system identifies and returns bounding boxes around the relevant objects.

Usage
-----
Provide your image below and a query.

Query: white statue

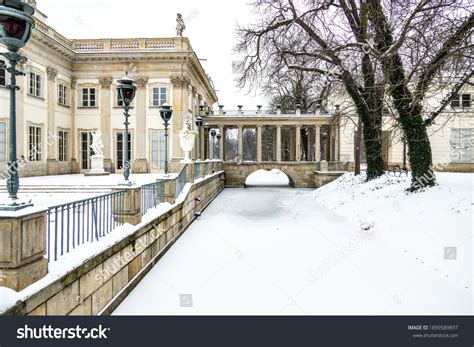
[90,131,104,157]
[176,13,186,37]
[179,116,196,163]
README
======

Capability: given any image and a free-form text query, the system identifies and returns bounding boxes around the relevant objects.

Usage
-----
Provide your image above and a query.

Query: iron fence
[46,190,126,262]
[141,180,165,216]
[194,162,201,180]
[175,165,188,199]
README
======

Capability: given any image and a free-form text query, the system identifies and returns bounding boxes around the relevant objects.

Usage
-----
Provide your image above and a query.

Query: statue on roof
[176,13,186,37]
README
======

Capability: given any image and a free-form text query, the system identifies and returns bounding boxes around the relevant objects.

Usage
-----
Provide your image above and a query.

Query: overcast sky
[39,0,266,110]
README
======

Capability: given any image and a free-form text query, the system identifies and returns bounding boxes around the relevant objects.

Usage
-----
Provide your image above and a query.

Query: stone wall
[222,162,316,188]
[1,172,224,316]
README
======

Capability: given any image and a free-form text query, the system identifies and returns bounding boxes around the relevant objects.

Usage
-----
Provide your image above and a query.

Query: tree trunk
[362,113,385,179]
[401,107,436,191]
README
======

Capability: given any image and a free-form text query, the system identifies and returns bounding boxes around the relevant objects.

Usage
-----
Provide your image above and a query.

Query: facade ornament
[176,13,186,37]
[135,76,149,89]
[99,76,113,88]
[71,76,77,89]
[46,67,58,81]
[170,74,190,88]
[179,116,196,163]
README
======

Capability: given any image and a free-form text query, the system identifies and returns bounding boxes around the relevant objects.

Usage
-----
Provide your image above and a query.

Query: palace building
[0,2,218,178]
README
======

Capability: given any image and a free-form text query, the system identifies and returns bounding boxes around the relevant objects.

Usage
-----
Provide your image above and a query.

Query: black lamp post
[195,116,203,160]
[216,133,222,160]
[160,103,173,174]
[210,129,216,159]
[204,123,211,160]
[117,74,137,185]
[0,0,35,211]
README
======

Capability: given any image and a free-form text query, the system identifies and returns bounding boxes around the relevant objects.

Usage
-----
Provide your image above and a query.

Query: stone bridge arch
[222,162,316,188]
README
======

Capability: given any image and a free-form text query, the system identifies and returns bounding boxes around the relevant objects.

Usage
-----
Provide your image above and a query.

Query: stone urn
[179,122,196,163]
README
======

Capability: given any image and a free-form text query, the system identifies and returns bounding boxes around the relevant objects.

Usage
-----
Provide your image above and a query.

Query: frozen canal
[113,186,471,315]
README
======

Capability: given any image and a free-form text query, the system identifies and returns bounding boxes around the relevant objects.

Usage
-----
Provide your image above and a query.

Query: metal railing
[175,165,188,199]
[46,191,126,262]
[194,162,201,180]
[141,180,165,216]
[203,162,209,176]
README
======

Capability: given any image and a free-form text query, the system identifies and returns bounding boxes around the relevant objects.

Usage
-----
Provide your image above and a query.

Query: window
[451,94,471,108]
[28,72,42,97]
[450,129,472,163]
[58,130,68,162]
[58,84,68,106]
[151,87,167,106]
[80,131,94,170]
[0,60,5,86]
[116,89,124,107]
[116,131,132,170]
[28,125,42,161]
[0,122,6,162]
[82,88,96,107]
[151,130,166,170]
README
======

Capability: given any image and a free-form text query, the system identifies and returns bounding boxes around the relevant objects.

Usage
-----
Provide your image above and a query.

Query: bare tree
[236,0,387,180]
[366,0,473,190]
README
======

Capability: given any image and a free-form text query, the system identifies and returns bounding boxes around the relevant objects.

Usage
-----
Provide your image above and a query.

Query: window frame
[58,130,68,162]
[0,60,6,87]
[28,125,42,162]
[451,93,471,108]
[450,128,472,163]
[58,83,69,106]
[150,86,168,107]
[81,87,97,108]
[28,71,42,98]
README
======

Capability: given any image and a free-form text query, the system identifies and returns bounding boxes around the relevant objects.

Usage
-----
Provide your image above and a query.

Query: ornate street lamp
[216,133,222,160]
[0,0,35,211]
[195,116,203,160]
[210,129,216,159]
[160,103,173,175]
[204,123,211,160]
[117,74,137,185]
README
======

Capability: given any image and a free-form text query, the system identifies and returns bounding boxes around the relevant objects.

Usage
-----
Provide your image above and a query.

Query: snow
[245,169,290,186]
[113,172,472,315]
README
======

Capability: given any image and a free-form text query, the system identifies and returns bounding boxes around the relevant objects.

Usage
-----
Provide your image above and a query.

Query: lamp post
[204,123,211,160]
[0,0,35,211]
[117,74,137,185]
[210,129,216,160]
[195,116,203,160]
[216,133,222,160]
[160,103,173,175]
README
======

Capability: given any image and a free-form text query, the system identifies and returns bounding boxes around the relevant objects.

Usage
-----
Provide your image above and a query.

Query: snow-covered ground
[114,172,472,315]
[0,174,168,209]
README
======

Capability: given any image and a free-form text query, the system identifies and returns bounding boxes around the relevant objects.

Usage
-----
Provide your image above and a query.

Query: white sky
[38,0,266,110]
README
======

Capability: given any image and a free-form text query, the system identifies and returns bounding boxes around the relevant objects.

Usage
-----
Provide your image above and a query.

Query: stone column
[219,126,224,160]
[315,126,321,161]
[99,76,113,172]
[70,77,79,173]
[111,187,142,225]
[209,134,214,160]
[0,209,49,291]
[276,125,282,162]
[256,125,262,162]
[334,122,340,161]
[295,125,301,161]
[170,74,191,162]
[46,67,59,175]
[238,126,243,161]
[133,77,148,173]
